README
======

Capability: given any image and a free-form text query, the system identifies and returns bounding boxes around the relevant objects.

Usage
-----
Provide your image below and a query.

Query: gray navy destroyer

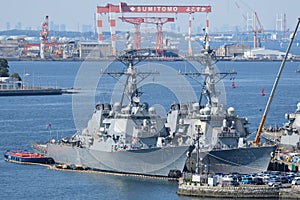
[36,50,191,177]
[167,40,276,174]
[262,102,300,149]
[34,40,276,176]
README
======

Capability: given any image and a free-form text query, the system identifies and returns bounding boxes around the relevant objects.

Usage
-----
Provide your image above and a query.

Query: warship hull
[46,143,189,177]
[186,145,276,174]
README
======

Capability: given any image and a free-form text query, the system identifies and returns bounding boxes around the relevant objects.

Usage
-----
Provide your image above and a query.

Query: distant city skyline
[3,20,92,33]
[1,0,299,33]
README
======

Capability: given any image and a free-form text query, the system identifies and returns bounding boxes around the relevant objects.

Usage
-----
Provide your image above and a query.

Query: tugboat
[4,150,53,164]
[34,49,191,178]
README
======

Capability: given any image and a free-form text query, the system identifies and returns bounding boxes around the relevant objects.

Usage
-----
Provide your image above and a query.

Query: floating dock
[0,88,63,96]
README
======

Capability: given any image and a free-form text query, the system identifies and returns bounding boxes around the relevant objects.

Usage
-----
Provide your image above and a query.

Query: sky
[1,0,299,33]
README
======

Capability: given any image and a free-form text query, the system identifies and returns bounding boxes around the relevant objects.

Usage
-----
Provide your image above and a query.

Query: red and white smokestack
[40,15,49,42]
[40,15,49,59]
[187,14,192,56]
[109,12,116,56]
[205,14,210,50]
[96,13,103,43]
[45,16,49,28]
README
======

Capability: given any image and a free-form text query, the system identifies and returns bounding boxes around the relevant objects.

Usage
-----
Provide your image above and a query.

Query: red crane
[119,17,174,56]
[143,17,174,56]
[40,16,49,59]
[235,2,263,48]
[96,2,211,55]
[40,16,49,43]
[234,2,247,21]
[23,16,63,58]
[119,17,143,50]
[253,12,263,49]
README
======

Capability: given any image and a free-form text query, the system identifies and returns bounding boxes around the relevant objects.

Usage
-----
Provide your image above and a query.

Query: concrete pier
[177,178,300,199]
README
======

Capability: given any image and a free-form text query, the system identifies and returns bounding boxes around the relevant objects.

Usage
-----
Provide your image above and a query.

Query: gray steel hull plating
[186,145,276,174]
[46,143,189,177]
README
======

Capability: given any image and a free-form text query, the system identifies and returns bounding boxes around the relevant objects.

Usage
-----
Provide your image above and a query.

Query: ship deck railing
[218,131,240,138]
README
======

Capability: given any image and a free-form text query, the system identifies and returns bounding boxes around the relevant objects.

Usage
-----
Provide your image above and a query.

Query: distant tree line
[0,58,21,81]
[0,58,9,77]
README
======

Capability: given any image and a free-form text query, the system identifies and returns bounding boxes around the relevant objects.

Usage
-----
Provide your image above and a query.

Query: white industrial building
[243,48,293,60]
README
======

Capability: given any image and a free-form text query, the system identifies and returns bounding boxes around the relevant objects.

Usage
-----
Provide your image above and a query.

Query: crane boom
[253,12,263,48]
[119,17,174,55]
[235,1,247,21]
[253,18,300,145]
[254,12,263,32]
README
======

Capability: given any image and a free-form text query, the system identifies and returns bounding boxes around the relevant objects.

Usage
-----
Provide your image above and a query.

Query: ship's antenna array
[101,49,158,106]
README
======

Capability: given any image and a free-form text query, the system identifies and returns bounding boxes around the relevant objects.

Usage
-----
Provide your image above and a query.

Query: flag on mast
[46,123,51,129]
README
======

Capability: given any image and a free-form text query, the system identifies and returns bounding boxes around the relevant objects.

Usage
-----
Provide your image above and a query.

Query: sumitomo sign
[128,6,211,13]
[134,6,178,12]
[97,4,212,14]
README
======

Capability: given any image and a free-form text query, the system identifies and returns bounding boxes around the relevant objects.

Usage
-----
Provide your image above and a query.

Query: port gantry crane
[96,2,211,56]
[235,2,263,49]
[23,16,63,59]
[118,17,143,50]
[119,17,174,57]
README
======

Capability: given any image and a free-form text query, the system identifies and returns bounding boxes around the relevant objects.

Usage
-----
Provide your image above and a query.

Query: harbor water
[1,60,300,199]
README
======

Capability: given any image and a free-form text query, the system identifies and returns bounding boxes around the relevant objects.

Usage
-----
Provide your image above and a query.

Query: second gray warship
[262,102,300,149]
[165,39,276,174]
[36,50,191,177]
[258,19,300,152]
